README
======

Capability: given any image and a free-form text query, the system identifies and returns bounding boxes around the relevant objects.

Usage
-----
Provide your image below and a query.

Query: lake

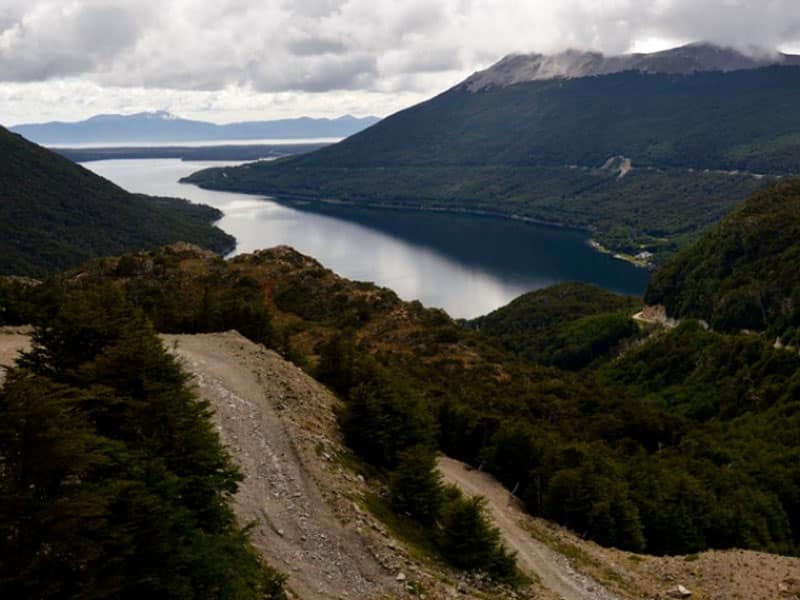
[85,159,650,319]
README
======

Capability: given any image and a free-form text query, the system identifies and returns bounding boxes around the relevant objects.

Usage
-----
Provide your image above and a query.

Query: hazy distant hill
[185,44,800,261]
[0,126,233,276]
[10,111,381,145]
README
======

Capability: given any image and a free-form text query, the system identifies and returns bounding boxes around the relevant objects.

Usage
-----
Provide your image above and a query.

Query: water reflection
[86,159,649,318]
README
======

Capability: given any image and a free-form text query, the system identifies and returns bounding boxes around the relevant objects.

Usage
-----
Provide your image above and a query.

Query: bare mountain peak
[465,42,800,92]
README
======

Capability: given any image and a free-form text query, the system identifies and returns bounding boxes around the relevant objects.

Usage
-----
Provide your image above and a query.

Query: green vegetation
[324,345,520,580]
[0,126,234,277]
[4,231,800,561]
[0,284,285,599]
[185,67,800,259]
[469,283,641,369]
[646,178,800,344]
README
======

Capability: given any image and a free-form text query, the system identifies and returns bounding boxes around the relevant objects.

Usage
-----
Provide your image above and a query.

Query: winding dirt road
[438,456,621,600]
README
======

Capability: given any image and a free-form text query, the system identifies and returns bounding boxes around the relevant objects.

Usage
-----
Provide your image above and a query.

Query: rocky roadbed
[164,332,396,600]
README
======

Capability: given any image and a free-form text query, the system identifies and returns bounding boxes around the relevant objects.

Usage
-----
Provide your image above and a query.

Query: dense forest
[3,215,799,560]
[0,126,234,277]
[185,66,800,259]
[646,178,800,345]
[468,282,641,369]
[0,283,286,598]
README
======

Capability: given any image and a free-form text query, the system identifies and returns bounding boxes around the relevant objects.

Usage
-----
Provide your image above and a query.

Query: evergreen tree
[389,445,443,525]
[0,285,286,599]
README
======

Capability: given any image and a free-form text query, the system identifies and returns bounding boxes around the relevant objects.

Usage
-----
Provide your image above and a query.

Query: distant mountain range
[185,43,800,262]
[9,112,381,145]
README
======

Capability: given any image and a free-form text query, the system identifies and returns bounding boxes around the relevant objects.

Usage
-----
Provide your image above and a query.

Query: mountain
[10,111,381,145]
[185,43,800,261]
[464,43,800,90]
[645,177,800,344]
[0,126,233,276]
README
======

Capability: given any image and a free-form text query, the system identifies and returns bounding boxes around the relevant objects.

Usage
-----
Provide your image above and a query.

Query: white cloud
[1,0,799,123]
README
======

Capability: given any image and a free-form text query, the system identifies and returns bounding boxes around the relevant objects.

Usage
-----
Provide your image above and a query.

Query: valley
[3,19,800,600]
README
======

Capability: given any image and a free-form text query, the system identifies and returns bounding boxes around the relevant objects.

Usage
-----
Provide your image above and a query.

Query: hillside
[4,242,800,562]
[645,177,800,344]
[11,111,380,145]
[0,126,233,277]
[4,320,799,600]
[183,44,800,259]
[469,283,641,369]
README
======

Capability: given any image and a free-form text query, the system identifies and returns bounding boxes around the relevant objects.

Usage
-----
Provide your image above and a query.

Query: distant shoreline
[260,193,651,269]
[58,143,328,163]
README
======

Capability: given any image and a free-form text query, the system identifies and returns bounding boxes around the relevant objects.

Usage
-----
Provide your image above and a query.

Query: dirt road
[438,456,621,600]
[164,332,395,600]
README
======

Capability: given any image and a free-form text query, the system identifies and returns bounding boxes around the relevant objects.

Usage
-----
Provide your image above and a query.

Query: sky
[1,0,800,125]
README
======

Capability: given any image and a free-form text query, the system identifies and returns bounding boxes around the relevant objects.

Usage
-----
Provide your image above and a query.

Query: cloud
[554,0,800,55]
[0,1,153,81]
[2,0,800,91]
[0,0,799,122]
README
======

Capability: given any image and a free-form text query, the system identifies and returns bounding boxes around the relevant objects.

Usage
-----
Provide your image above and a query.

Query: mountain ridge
[463,43,800,91]
[186,57,800,260]
[10,112,381,145]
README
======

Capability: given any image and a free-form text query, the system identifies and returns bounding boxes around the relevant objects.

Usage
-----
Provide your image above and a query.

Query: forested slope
[646,177,800,344]
[0,126,233,277]
[3,241,798,558]
[185,63,800,258]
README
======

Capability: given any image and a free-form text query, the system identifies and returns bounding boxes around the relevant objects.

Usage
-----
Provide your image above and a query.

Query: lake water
[85,159,649,319]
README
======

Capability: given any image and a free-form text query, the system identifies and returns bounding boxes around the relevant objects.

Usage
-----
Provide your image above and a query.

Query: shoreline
[204,187,653,267]
[273,194,657,270]
[587,240,654,269]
